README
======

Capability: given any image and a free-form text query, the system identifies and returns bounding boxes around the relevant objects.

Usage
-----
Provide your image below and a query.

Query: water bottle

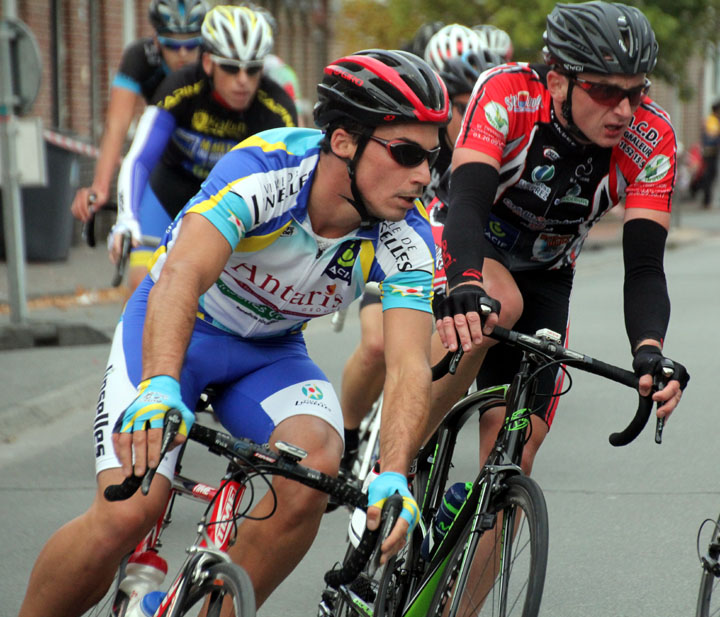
[119,550,168,617]
[138,590,166,616]
[421,481,472,560]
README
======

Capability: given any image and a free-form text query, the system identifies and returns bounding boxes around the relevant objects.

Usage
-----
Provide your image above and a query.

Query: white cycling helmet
[424,24,485,70]
[473,24,514,61]
[201,5,274,61]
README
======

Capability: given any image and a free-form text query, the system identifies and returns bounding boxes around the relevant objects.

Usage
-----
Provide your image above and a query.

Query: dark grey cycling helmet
[149,0,207,34]
[434,49,503,97]
[543,1,658,75]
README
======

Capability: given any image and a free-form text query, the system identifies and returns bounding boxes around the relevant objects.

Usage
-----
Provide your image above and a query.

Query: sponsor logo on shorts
[302,383,324,400]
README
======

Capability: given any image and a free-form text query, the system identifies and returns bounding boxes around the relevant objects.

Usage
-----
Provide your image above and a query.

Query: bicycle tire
[428,474,548,617]
[697,564,720,617]
[174,562,256,617]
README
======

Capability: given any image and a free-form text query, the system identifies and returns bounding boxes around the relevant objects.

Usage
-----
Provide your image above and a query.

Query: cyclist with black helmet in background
[110,4,297,292]
[71,0,208,224]
[431,1,690,482]
[338,25,500,477]
[18,48,449,616]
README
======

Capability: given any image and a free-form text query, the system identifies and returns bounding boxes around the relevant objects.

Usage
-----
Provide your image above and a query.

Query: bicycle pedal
[478,513,497,530]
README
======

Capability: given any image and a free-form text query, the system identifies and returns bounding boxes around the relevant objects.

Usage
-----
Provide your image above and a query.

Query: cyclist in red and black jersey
[111,5,297,292]
[71,0,208,222]
[432,1,689,475]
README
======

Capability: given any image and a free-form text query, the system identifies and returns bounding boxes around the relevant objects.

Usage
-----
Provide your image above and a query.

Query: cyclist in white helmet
[111,4,297,293]
[71,0,208,224]
[473,23,514,61]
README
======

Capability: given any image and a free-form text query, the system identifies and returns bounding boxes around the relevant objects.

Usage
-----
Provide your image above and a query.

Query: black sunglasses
[366,135,441,168]
[571,76,651,108]
[210,54,264,76]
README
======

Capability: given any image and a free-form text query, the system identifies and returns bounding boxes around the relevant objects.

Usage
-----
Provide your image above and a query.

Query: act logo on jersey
[322,241,361,283]
[636,155,671,183]
[484,102,509,136]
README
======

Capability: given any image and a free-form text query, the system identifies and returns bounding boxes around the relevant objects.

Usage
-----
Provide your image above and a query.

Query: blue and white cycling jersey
[148,127,436,339]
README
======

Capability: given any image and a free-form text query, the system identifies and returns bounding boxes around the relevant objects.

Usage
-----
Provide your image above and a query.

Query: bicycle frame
[107,448,248,617]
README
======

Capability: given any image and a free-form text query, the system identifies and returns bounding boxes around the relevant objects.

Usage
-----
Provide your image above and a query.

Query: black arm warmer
[622,217,670,351]
[442,162,499,288]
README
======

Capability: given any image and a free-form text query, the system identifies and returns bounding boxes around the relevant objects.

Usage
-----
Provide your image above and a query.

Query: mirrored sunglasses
[210,54,264,76]
[572,76,651,108]
[157,35,203,51]
[367,135,441,168]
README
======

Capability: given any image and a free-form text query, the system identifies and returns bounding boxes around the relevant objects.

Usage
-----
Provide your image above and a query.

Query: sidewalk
[0,201,718,443]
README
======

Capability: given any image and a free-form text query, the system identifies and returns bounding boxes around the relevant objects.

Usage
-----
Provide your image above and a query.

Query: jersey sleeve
[456,66,516,161]
[112,40,149,95]
[623,106,677,213]
[375,203,436,314]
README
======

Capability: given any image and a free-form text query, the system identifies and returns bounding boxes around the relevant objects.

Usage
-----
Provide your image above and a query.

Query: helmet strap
[336,133,382,230]
[560,79,592,144]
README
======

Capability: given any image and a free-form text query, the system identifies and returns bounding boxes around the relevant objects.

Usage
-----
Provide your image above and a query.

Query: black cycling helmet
[433,49,502,97]
[543,1,658,75]
[314,49,450,130]
[149,0,208,35]
[404,21,446,58]
[314,49,450,229]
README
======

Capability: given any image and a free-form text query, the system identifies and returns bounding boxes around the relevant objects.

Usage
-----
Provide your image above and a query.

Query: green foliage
[336,0,720,100]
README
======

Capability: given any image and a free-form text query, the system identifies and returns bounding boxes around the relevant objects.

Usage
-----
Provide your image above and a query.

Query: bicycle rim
[697,568,720,617]
[429,475,548,617]
[171,562,256,617]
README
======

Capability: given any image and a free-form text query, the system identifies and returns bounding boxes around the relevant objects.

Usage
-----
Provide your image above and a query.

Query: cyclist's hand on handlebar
[112,375,195,478]
[435,284,501,352]
[108,221,140,264]
[71,187,107,223]
[632,345,690,420]
[366,471,419,564]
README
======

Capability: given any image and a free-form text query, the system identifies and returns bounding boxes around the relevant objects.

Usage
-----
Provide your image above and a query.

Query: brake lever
[141,409,183,495]
[653,359,675,445]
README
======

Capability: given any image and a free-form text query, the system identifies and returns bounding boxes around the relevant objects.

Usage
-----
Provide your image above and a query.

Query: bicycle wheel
[429,474,548,617]
[697,566,720,617]
[176,562,256,617]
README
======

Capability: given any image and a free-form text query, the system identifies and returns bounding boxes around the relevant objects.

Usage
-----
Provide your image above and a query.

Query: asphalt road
[2,232,719,617]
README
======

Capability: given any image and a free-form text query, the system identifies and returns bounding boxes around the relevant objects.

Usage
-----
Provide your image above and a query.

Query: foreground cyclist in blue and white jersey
[18,49,449,616]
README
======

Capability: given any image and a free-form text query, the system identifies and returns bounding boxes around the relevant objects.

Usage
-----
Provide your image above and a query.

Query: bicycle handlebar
[104,411,368,511]
[432,325,672,447]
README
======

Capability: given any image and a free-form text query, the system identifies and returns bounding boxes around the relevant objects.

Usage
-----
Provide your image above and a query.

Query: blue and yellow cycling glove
[367,471,419,535]
[114,375,194,437]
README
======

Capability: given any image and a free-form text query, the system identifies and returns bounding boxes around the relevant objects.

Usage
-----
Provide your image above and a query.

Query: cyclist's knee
[360,333,385,366]
[519,417,548,475]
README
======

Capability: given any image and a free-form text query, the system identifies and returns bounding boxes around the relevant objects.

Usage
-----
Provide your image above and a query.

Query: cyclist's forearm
[379,309,433,474]
[92,88,141,195]
[142,263,199,380]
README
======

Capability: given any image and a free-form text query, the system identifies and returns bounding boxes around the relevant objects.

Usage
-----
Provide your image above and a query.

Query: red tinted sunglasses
[572,76,651,107]
[367,135,441,168]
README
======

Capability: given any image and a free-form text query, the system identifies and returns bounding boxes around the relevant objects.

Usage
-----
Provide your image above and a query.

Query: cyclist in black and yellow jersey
[71,0,208,224]
[111,4,297,291]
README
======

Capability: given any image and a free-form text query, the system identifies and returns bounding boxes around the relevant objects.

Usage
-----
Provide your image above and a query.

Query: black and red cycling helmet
[314,49,450,130]
[543,1,658,75]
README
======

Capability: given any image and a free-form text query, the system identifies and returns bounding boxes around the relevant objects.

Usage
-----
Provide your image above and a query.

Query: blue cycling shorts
[94,276,344,478]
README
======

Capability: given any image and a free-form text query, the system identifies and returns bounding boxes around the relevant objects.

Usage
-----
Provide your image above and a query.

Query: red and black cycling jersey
[113,38,168,103]
[148,61,298,218]
[457,63,677,271]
